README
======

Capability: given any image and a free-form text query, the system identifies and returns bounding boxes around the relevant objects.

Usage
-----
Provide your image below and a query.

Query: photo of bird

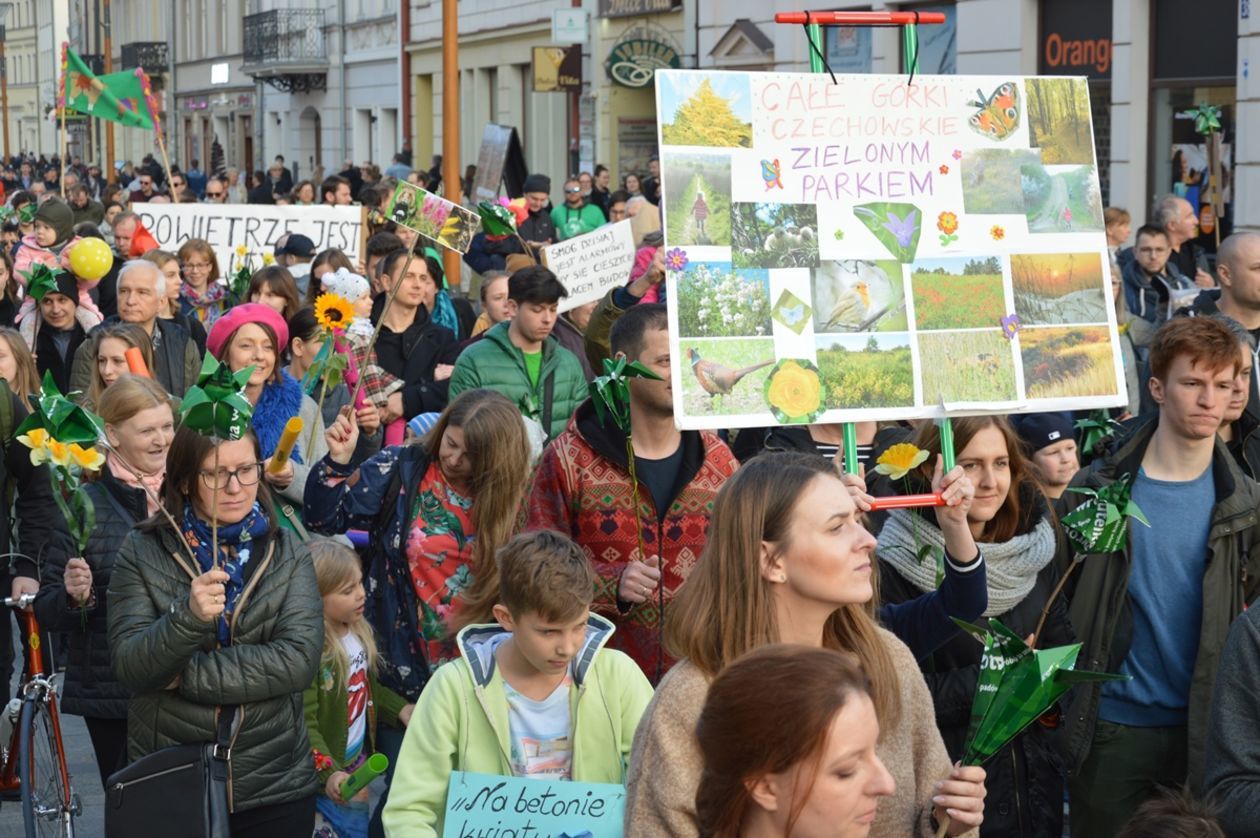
[688,347,773,397]
[813,260,901,332]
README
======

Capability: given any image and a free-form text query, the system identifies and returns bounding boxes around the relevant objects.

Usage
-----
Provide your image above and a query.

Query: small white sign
[552,9,588,45]
[542,220,637,312]
[210,62,229,85]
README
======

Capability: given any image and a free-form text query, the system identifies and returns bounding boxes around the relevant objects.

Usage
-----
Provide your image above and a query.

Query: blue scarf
[182,501,270,645]
[252,369,305,465]
[432,289,461,339]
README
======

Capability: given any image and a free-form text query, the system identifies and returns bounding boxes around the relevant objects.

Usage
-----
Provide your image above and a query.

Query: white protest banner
[441,770,624,837]
[542,219,637,313]
[655,69,1125,430]
[134,204,366,274]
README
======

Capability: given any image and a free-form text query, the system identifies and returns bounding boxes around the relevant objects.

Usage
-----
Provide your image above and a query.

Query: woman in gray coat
[107,425,322,836]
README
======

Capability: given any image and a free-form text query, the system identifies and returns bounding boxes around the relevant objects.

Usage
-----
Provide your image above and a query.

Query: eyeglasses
[183,262,212,271]
[199,463,263,490]
[206,191,224,198]
[565,188,581,194]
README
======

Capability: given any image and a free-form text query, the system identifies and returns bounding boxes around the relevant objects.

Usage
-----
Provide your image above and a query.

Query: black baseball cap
[281,233,316,258]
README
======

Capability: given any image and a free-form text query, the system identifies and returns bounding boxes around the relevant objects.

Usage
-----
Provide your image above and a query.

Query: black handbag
[104,705,237,838]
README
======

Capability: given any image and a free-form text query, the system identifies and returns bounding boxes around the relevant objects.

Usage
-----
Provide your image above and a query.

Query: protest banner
[441,771,625,838]
[135,204,365,275]
[655,69,1125,430]
[542,219,637,313]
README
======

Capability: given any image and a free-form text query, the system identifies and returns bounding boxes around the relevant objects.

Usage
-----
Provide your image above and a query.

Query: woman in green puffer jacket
[107,425,323,836]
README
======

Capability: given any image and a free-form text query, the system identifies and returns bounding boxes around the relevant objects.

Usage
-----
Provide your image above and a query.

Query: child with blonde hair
[305,537,414,838]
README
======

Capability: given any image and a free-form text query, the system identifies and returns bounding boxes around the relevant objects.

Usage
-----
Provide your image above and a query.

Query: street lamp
[0,5,10,163]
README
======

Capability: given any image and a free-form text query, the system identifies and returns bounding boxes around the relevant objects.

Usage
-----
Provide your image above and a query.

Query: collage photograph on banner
[654,69,1125,430]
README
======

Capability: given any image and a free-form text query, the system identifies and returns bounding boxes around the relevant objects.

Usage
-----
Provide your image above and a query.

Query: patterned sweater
[521,400,738,683]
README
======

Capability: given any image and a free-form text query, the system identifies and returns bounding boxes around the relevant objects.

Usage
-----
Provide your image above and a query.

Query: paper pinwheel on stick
[1193,102,1225,247]
[1074,411,1120,466]
[1029,475,1149,645]
[590,356,663,569]
[477,199,535,264]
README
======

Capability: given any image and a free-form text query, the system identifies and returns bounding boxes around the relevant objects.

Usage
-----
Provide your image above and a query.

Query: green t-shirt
[524,350,543,387]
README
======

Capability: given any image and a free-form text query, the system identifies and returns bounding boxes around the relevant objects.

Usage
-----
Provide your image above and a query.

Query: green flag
[63,48,153,129]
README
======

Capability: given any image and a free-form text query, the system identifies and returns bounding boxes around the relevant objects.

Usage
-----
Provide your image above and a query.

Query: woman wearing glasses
[177,238,229,326]
[107,413,323,834]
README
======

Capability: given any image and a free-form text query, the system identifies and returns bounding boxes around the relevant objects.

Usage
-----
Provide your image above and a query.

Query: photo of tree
[731,203,819,268]
[663,152,732,246]
[910,257,1006,330]
[1026,78,1095,165]
[659,73,753,148]
[1011,252,1108,326]
[1020,326,1118,398]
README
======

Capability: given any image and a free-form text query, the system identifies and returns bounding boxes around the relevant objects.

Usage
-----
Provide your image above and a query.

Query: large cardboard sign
[135,204,365,275]
[655,69,1125,429]
[441,771,625,838]
[542,220,637,312]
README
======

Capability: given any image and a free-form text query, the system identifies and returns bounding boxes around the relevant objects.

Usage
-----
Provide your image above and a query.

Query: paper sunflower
[315,293,355,332]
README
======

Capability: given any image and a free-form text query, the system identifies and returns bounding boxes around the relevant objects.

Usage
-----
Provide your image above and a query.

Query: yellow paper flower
[234,244,249,257]
[45,437,71,468]
[874,443,930,480]
[766,360,822,422]
[937,212,959,235]
[69,443,105,472]
[17,427,50,465]
[262,253,276,266]
[315,293,355,331]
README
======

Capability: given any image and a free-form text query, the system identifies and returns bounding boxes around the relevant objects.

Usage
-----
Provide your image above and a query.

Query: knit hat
[1012,412,1076,454]
[34,198,75,246]
[407,412,440,440]
[321,267,370,302]
[206,302,290,358]
[522,174,551,195]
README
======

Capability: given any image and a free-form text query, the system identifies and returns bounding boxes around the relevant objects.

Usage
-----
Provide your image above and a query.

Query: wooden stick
[348,236,419,408]
[154,125,175,196]
[210,444,220,571]
[1030,555,1083,649]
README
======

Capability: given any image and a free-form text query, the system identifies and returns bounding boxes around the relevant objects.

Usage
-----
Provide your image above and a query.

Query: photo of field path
[919,330,1017,403]
[910,257,1006,330]
[663,152,732,246]
[816,334,915,409]
[1011,252,1108,326]
[1020,326,1118,399]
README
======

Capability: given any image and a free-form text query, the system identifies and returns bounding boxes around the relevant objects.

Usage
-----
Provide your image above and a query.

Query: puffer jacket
[448,321,588,440]
[1059,417,1260,788]
[33,473,146,719]
[106,523,322,813]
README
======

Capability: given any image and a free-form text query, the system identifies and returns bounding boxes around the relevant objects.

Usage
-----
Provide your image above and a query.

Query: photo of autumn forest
[659,73,754,148]
[1026,78,1095,165]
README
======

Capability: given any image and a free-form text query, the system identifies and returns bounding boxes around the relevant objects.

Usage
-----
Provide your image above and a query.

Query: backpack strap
[541,371,556,439]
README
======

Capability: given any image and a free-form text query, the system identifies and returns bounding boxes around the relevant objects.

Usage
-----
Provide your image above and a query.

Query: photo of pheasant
[682,339,777,417]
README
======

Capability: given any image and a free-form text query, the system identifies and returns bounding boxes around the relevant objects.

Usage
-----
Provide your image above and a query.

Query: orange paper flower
[990,225,1006,240]
[937,212,959,235]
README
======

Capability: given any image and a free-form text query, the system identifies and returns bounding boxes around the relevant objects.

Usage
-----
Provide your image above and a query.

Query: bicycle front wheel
[19,696,76,838]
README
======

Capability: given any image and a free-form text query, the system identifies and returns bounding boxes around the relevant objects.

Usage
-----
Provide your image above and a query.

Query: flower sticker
[833,228,845,241]
[771,289,812,335]
[990,225,1006,241]
[665,247,689,273]
[937,211,960,246]
[939,164,950,175]
[1001,313,1022,340]
[874,443,930,480]
[764,359,825,424]
[952,149,963,160]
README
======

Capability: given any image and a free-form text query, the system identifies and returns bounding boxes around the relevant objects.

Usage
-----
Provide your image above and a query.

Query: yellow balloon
[68,238,114,282]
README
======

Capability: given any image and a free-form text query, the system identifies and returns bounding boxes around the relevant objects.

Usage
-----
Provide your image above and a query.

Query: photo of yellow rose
[764,359,825,424]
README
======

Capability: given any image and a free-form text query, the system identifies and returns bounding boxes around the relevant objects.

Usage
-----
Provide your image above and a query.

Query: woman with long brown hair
[79,322,154,410]
[625,452,987,837]
[306,388,532,832]
[696,645,896,837]
[177,238,228,325]
[876,416,1073,838]
[0,325,39,408]
[249,264,304,321]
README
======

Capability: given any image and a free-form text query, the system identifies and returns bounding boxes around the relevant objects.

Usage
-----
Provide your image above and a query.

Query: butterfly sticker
[761,159,783,191]
[968,82,1020,141]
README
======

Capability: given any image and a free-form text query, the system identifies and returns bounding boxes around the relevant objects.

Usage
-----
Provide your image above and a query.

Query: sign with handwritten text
[441,771,625,838]
[541,220,637,314]
[655,69,1125,429]
[135,203,365,277]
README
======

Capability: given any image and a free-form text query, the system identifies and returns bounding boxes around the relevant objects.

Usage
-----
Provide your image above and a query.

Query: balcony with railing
[241,9,328,93]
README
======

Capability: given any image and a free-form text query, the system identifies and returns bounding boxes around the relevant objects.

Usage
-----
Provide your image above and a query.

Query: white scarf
[877,508,1056,617]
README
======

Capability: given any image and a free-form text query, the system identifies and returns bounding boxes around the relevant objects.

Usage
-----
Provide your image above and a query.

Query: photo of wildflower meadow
[386,182,480,252]
[918,330,1018,403]
[816,334,915,409]
[1011,252,1108,326]
[676,263,771,337]
[1019,326,1118,399]
[910,257,1007,330]
[682,338,777,417]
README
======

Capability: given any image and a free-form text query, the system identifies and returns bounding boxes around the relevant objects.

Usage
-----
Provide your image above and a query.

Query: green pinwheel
[1193,102,1223,136]
[1,203,37,226]
[23,264,67,303]
[1074,411,1120,466]
[954,618,1125,767]
[476,201,517,237]
[1060,474,1149,555]
[179,355,256,441]
[590,356,662,434]
[15,371,104,445]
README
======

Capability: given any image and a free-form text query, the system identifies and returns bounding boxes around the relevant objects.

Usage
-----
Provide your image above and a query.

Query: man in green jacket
[1060,316,1260,838]
[550,177,605,241]
[449,265,587,440]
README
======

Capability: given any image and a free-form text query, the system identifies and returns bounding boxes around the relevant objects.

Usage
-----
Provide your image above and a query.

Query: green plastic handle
[340,752,389,799]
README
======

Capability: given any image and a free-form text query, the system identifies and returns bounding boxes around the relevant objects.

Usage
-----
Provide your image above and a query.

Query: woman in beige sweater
[625,452,986,837]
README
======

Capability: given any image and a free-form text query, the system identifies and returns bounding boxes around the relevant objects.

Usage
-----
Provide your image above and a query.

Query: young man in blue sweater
[1059,316,1260,838]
